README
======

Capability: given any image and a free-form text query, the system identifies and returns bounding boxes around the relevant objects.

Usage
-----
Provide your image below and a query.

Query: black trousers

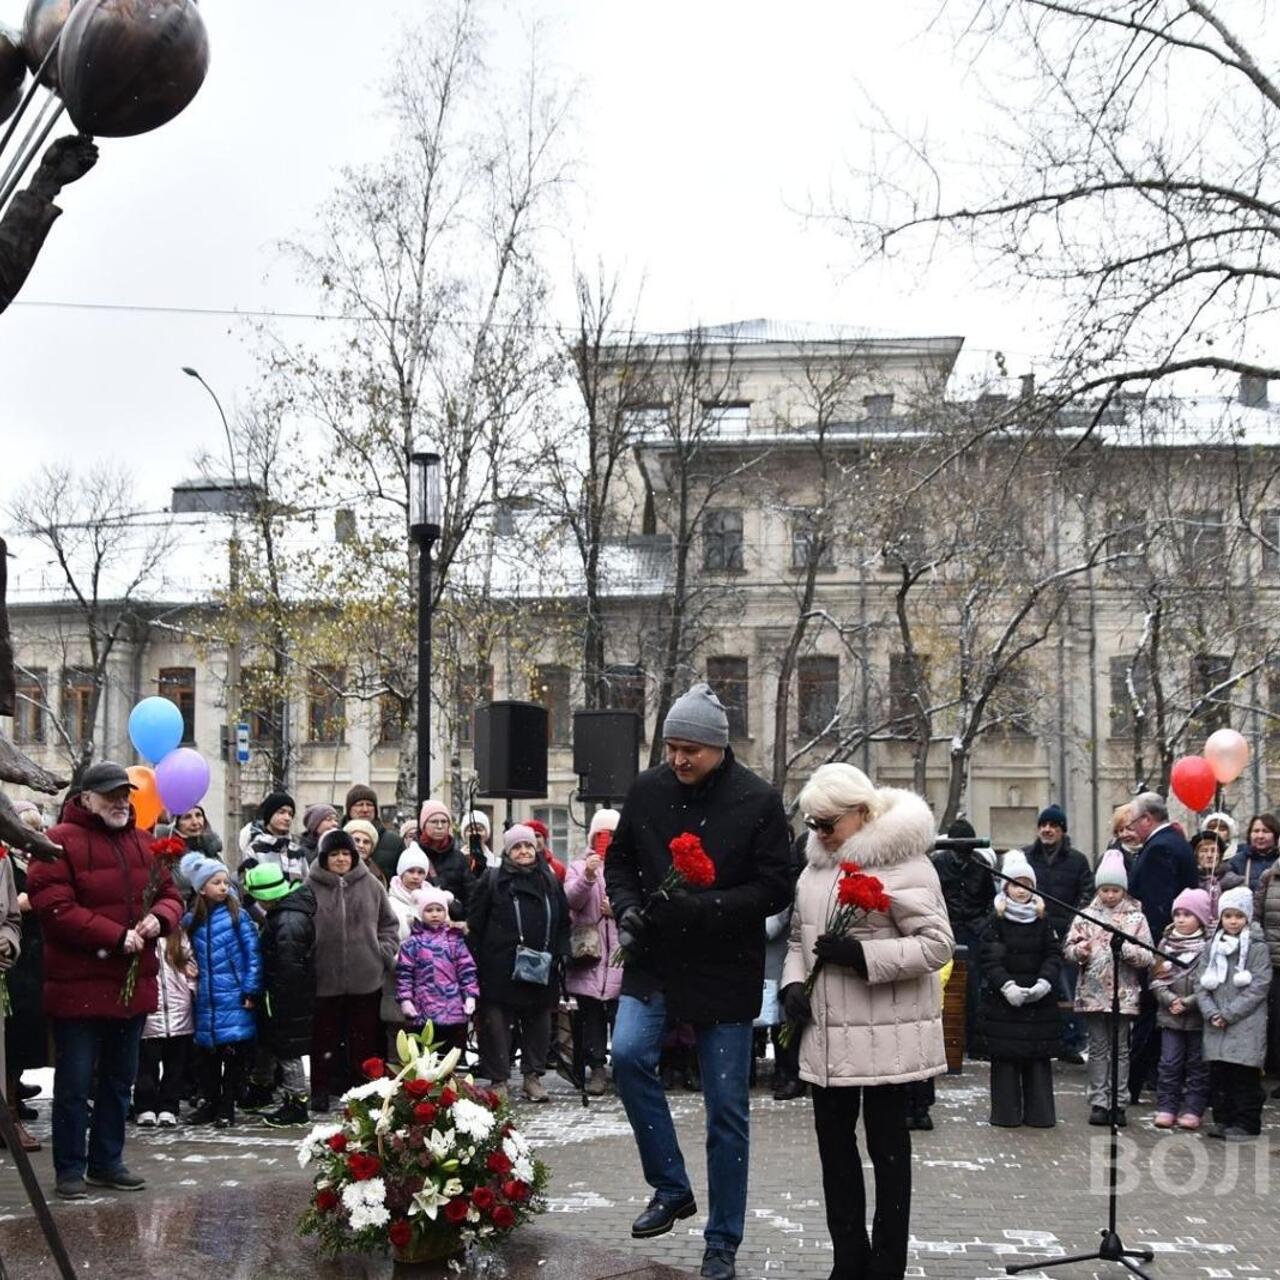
[771,1024,801,1084]
[477,1003,551,1084]
[1127,977,1160,1102]
[134,1035,191,1116]
[574,996,616,1068]
[812,1083,911,1280]
[197,1043,250,1120]
[1266,976,1280,1076]
[990,1057,1055,1127]
[1209,1060,1264,1135]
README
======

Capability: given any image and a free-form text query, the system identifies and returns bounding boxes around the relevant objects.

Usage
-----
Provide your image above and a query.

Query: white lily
[441,1176,464,1198]
[415,1044,463,1082]
[410,1180,447,1220]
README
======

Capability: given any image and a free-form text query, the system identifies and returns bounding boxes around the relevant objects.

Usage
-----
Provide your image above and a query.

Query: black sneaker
[264,1095,310,1128]
[55,1177,87,1200]
[86,1167,146,1191]
[1089,1106,1111,1126]
[631,1191,698,1239]
[772,1079,806,1101]
[186,1104,219,1125]
[18,1081,40,1101]
[239,1082,275,1112]
[1058,1050,1086,1065]
[700,1247,736,1280]
[1112,1108,1128,1128]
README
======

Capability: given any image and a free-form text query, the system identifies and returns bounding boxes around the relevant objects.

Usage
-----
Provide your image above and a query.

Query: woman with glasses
[781,763,953,1280]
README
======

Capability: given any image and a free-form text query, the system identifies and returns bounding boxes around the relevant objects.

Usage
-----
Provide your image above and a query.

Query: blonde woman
[781,763,953,1280]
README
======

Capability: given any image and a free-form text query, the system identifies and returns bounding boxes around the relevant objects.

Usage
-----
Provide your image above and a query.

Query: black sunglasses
[803,815,840,835]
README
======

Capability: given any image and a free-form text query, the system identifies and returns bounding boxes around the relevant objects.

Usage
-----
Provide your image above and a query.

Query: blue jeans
[612,993,752,1252]
[51,1016,145,1181]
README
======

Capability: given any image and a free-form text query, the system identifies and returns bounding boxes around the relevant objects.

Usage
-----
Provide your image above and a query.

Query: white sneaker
[157,1111,178,1128]
[136,1111,157,1128]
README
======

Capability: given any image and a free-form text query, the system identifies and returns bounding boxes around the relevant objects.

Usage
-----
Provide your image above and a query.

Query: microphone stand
[935,837,1184,1279]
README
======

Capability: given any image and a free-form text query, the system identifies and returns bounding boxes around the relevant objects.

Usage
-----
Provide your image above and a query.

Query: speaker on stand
[474,701,549,799]
[572,709,641,805]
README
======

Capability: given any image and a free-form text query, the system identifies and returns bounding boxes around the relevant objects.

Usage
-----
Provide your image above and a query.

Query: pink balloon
[154,747,210,815]
[1204,728,1249,784]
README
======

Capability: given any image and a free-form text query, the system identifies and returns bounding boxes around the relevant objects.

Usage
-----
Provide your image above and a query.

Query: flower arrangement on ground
[778,861,891,1047]
[298,1024,549,1264]
[610,831,717,966]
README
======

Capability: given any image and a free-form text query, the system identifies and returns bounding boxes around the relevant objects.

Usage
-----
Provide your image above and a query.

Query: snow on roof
[644,317,964,350]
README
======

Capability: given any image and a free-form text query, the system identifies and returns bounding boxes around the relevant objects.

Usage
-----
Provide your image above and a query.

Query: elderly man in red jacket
[27,762,184,1201]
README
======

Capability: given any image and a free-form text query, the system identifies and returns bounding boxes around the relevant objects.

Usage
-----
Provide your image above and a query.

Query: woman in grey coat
[1195,886,1272,1140]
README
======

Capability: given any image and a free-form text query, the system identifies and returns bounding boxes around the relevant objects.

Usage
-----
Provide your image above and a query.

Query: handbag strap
[512,887,552,948]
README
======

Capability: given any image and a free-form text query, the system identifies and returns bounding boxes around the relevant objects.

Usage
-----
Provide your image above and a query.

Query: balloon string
[0,99,66,214]
[0,22,65,171]
[0,92,58,198]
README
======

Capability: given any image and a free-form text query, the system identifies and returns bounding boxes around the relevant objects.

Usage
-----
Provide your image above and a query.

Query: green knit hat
[244,864,297,902]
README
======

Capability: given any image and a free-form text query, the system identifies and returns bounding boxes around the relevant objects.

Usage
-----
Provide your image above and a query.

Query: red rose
[501,1179,530,1202]
[472,1186,496,1210]
[388,1219,412,1248]
[362,1057,386,1079]
[326,1133,348,1153]
[438,1088,457,1107]
[348,1153,381,1181]
[404,1078,432,1098]
[314,1187,339,1213]
[413,1101,438,1124]
[444,1197,470,1224]
[492,1205,516,1229]
[486,1151,512,1175]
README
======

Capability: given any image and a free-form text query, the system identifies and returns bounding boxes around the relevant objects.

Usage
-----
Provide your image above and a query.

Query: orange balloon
[127,764,164,830]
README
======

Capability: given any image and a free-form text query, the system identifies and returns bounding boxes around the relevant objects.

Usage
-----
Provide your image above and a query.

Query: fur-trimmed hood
[806,787,936,871]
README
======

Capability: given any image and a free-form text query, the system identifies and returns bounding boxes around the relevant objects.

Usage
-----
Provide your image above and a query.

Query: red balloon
[1170,756,1216,813]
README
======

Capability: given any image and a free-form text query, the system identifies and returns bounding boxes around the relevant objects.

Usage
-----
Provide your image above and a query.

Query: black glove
[781,982,812,1026]
[814,933,868,977]
[654,889,705,936]
[616,907,654,953]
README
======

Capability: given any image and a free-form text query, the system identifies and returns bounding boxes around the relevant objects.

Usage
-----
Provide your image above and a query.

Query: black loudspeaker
[474,701,548,799]
[573,710,641,802]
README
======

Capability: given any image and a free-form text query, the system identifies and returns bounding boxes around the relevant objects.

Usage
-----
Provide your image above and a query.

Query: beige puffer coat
[781,787,954,1087]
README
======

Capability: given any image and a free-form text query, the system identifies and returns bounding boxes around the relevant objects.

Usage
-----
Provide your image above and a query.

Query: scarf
[1199,926,1253,991]
[996,893,1040,924]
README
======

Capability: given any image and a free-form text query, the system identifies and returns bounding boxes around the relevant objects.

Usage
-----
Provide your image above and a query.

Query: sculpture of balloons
[1170,755,1217,814]
[1204,727,1250,785]
[154,746,209,815]
[58,0,209,138]
[126,763,164,829]
[21,0,73,88]
[0,26,27,123]
[128,695,184,764]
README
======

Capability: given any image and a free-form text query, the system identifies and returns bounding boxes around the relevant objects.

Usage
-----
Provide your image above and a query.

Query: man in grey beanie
[606,683,792,1280]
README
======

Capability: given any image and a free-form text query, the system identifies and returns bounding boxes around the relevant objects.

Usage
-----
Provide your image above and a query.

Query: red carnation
[414,1101,439,1125]
[492,1204,516,1230]
[326,1133,348,1153]
[838,860,860,875]
[438,1087,457,1107]
[444,1197,470,1224]
[362,1057,386,1079]
[669,832,716,888]
[838,872,889,914]
[388,1219,412,1247]
[501,1179,530,1203]
[348,1153,381,1181]
[404,1078,432,1098]
[150,836,186,859]
[472,1186,496,1210]
[314,1187,339,1213]
[486,1151,512,1175]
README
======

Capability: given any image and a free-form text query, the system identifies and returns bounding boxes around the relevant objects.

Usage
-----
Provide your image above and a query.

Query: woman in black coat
[467,824,570,1103]
[977,852,1062,1128]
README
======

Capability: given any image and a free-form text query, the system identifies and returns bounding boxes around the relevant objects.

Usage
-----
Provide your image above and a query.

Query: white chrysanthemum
[297,1123,343,1168]
[512,1156,535,1184]
[342,1177,387,1211]
[451,1098,496,1141]
[502,1131,531,1162]
[341,1077,397,1103]
[349,1200,391,1231]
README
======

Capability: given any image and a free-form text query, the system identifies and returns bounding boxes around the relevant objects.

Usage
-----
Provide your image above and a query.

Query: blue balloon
[128,696,184,764]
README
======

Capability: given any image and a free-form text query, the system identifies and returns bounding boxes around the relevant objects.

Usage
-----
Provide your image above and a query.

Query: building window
[889,652,930,734]
[603,664,646,721]
[531,805,571,860]
[1267,659,1280,742]
[703,402,750,434]
[13,667,47,745]
[1262,513,1280,576]
[1182,511,1225,566]
[1189,653,1231,738]
[863,393,894,420]
[797,655,839,738]
[790,511,835,570]
[242,665,281,750]
[1109,653,1151,738]
[378,691,407,747]
[61,667,95,746]
[706,656,749,739]
[158,667,196,745]
[703,509,744,571]
[532,664,571,747]
[1106,511,1147,572]
[307,666,346,744]
[456,664,494,747]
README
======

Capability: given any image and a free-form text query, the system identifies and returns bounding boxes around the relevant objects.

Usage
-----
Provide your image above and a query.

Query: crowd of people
[4,689,1280,1280]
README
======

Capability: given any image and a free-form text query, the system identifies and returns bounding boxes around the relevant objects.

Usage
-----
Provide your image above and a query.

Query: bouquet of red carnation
[778,861,891,1048]
[118,835,186,1006]
[610,832,717,966]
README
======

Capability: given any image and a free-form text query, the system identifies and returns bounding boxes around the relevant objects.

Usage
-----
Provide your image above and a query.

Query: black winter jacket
[257,885,317,1059]
[932,849,996,934]
[604,747,793,1024]
[421,837,472,922]
[977,911,1062,1060]
[1021,838,1093,939]
[467,864,570,1010]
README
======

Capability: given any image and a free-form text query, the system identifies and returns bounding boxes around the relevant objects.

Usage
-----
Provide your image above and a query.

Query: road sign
[235,722,251,765]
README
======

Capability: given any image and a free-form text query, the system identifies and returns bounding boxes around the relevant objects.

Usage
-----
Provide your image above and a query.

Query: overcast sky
[0,0,1042,523]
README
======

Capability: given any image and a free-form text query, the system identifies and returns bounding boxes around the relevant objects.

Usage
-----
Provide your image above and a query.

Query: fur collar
[806,787,936,871]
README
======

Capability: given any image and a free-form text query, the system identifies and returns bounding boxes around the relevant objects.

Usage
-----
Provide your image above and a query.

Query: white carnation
[512,1157,535,1184]
[298,1123,343,1168]
[342,1077,397,1103]
[349,1201,391,1231]
[342,1177,387,1211]
[451,1098,496,1141]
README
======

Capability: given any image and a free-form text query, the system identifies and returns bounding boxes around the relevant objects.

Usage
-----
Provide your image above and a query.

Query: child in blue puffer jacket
[183,855,262,1127]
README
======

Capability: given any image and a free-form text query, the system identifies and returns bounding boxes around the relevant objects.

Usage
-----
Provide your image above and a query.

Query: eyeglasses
[804,814,841,835]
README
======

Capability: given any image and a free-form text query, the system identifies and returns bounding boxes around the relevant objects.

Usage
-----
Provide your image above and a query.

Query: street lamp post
[409,450,443,810]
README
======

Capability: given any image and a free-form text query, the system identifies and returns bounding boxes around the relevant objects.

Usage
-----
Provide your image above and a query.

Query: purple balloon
[154,747,210,815]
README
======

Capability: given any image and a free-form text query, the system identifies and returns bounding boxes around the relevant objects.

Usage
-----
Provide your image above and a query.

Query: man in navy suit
[1126,792,1198,1103]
